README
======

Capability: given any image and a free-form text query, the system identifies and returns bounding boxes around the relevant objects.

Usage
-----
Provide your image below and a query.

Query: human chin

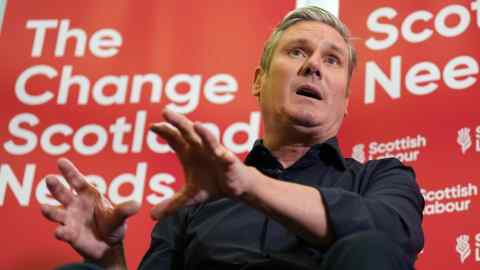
[285,107,324,127]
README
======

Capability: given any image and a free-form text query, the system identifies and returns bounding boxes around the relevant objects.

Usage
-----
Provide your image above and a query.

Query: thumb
[150,191,191,220]
[95,199,141,237]
[115,201,141,219]
[111,200,141,228]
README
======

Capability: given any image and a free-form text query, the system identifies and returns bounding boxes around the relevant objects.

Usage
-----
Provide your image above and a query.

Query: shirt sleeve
[138,208,188,270]
[317,158,424,258]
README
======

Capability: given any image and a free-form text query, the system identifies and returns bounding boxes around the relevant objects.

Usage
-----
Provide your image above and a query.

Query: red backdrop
[1,1,478,269]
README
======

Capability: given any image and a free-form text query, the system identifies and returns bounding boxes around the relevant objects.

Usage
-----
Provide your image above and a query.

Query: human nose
[298,55,321,79]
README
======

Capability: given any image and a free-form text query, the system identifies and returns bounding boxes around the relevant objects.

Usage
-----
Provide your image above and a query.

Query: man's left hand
[149,108,258,219]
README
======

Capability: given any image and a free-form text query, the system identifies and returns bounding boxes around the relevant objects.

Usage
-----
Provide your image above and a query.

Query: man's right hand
[41,158,140,267]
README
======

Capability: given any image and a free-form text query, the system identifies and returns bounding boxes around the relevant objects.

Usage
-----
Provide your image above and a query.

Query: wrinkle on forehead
[279,21,347,54]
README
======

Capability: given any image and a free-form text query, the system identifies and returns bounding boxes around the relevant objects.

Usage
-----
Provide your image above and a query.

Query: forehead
[278,21,347,51]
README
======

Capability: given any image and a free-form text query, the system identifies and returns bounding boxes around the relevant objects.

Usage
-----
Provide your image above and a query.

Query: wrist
[238,168,270,205]
[86,243,127,270]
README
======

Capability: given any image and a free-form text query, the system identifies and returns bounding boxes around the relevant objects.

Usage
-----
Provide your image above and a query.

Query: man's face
[253,21,350,136]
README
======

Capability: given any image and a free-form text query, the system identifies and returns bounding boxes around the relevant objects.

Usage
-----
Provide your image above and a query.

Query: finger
[149,122,187,153]
[94,197,140,237]
[110,200,141,228]
[183,190,210,206]
[45,175,74,206]
[194,123,237,165]
[57,158,89,194]
[162,108,202,145]
[54,225,75,244]
[41,204,67,224]
[150,191,192,220]
[193,123,220,154]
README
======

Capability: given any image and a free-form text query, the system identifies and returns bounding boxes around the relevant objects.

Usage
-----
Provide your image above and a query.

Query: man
[41,6,424,270]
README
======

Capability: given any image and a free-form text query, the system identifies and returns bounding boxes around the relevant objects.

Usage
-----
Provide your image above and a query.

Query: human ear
[252,67,264,97]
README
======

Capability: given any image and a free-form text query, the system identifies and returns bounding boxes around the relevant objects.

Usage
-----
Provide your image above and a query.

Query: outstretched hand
[41,158,140,260]
[149,108,259,219]
[41,109,261,260]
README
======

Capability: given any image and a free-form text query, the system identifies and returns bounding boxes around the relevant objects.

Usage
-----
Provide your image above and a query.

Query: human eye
[288,47,306,58]
[325,54,341,66]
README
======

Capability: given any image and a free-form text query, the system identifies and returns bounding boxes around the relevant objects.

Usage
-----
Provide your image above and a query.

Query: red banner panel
[1,0,478,269]
[339,0,480,268]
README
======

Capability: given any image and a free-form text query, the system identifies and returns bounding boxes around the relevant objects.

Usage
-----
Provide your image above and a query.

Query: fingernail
[149,122,167,131]
[149,125,160,133]
[45,176,56,185]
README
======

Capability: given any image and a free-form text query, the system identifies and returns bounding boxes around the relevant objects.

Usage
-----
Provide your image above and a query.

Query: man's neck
[263,135,333,168]
[262,120,340,168]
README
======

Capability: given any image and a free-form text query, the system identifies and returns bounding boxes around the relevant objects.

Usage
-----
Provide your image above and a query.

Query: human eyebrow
[324,41,346,57]
[283,38,311,48]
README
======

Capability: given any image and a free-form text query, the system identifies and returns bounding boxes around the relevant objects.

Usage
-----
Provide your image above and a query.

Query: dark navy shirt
[139,137,424,270]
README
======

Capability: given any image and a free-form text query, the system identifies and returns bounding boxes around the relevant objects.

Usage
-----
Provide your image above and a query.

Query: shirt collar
[244,137,347,171]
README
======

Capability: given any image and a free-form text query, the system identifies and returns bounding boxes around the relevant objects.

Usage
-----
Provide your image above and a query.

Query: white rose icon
[456,234,471,263]
[352,144,365,163]
[457,128,472,155]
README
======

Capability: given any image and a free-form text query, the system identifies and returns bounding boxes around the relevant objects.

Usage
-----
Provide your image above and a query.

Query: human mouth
[295,85,323,100]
